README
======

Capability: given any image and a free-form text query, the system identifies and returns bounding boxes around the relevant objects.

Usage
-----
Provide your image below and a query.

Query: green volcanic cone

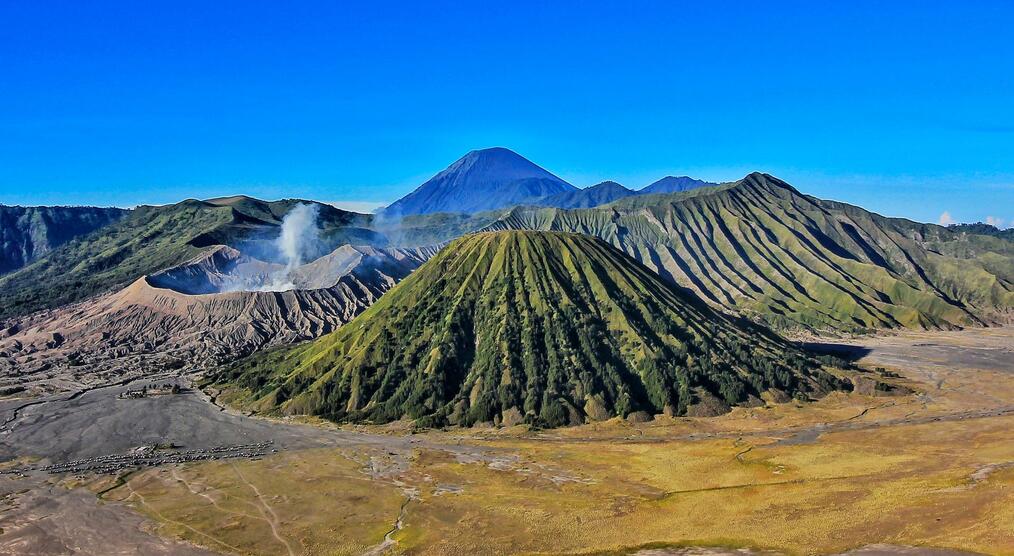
[217,231,849,427]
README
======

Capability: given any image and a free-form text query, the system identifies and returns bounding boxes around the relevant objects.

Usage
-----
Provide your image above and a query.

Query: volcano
[217,231,848,427]
[0,243,435,395]
[382,148,576,216]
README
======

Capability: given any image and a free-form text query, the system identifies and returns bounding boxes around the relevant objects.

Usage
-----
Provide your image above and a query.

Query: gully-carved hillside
[217,231,849,427]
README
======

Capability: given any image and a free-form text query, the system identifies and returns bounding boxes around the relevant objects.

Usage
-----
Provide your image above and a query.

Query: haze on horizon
[1,1,1012,228]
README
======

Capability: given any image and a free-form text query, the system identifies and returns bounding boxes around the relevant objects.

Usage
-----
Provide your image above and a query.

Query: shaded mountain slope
[382,148,576,216]
[216,231,847,427]
[534,181,637,209]
[0,198,382,320]
[0,205,127,275]
[485,174,1014,333]
[640,175,715,194]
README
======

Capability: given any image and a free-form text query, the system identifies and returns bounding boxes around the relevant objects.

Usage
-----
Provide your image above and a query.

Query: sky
[1,1,1012,227]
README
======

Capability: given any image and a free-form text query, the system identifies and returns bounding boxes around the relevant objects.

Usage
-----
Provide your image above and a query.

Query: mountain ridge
[484,172,1014,333]
[0,198,382,320]
[5,169,1010,335]
[640,175,715,195]
[534,181,637,209]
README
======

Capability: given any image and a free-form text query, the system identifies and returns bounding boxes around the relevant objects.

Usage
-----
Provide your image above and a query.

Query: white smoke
[257,203,320,291]
[216,203,322,293]
[372,204,406,247]
[278,203,321,268]
[985,216,1008,229]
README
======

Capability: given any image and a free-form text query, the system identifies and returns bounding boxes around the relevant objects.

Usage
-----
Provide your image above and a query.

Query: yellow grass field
[101,328,1014,555]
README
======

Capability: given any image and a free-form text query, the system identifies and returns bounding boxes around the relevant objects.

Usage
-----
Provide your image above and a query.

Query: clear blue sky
[2,1,1012,226]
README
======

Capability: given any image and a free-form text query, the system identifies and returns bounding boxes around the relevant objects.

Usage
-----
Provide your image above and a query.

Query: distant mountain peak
[533,180,636,209]
[588,180,628,190]
[462,146,524,159]
[437,147,563,181]
[640,175,715,195]
[383,149,575,216]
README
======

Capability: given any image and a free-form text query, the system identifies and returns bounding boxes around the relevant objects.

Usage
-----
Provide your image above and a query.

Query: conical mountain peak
[383,149,575,216]
[217,230,848,428]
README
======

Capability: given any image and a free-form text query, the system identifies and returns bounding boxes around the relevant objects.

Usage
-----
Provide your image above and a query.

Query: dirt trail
[231,462,295,556]
[0,475,218,556]
[170,467,264,521]
[124,482,242,554]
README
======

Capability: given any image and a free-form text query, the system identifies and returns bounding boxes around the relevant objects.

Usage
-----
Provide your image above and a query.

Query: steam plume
[277,203,320,270]
[257,203,320,291]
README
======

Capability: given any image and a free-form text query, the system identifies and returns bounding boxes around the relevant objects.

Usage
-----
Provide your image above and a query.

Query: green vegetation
[947,222,1014,241]
[0,201,226,319]
[0,205,127,274]
[217,231,847,427]
[487,173,1014,333]
[118,328,1014,556]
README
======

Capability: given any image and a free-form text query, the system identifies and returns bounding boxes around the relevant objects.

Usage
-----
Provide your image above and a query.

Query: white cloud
[937,211,956,225]
[985,215,1007,229]
[327,200,386,214]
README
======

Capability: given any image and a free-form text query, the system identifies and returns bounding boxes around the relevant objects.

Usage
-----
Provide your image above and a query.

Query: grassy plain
[103,327,1014,555]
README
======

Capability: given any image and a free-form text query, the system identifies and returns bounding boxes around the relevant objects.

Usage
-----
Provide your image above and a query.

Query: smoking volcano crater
[0,204,434,395]
[148,203,431,295]
[146,243,430,295]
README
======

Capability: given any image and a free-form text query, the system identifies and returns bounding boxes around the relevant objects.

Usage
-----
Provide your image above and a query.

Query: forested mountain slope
[533,181,637,208]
